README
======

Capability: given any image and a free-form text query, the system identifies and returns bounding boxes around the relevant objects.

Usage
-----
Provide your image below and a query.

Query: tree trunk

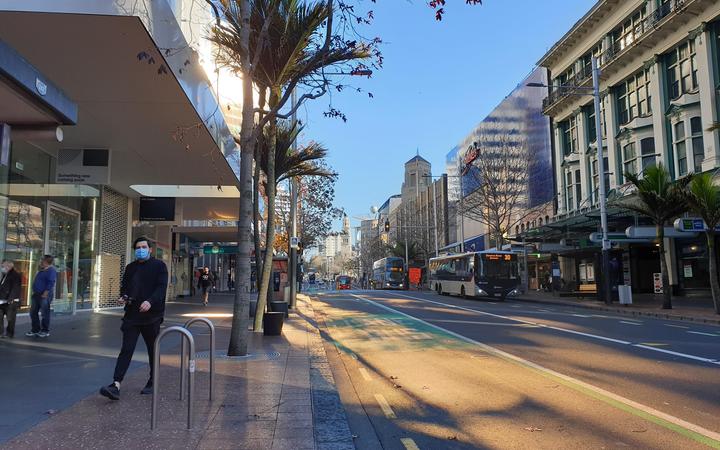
[706,231,720,314]
[253,145,262,293]
[227,0,253,356]
[657,224,672,310]
[254,93,279,331]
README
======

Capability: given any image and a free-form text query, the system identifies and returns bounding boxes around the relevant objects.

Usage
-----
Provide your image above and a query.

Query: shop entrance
[44,202,80,314]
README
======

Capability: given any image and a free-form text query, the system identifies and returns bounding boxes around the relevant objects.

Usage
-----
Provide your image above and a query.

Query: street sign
[203,245,238,255]
[290,237,299,249]
[673,217,720,232]
[588,232,640,243]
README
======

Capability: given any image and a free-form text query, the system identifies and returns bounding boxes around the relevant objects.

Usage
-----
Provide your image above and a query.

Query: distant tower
[401,153,431,202]
[342,214,350,234]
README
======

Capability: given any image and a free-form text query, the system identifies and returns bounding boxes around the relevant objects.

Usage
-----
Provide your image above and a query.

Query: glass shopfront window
[676,237,713,291]
[0,140,100,313]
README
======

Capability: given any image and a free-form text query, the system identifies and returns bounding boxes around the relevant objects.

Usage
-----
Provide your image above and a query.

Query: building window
[674,121,688,176]
[575,169,582,208]
[691,117,705,171]
[667,40,698,99]
[591,156,610,203]
[566,170,581,211]
[560,116,578,156]
[566,171,574,211]
[623,142,638,176]
[640,137,656,170]
[611,6,647,54]
[616,69,651,125]
[586,106,596,143]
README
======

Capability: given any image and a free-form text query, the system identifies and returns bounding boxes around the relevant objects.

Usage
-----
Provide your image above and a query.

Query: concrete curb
[511,295,720,326]
[297,294,355,450]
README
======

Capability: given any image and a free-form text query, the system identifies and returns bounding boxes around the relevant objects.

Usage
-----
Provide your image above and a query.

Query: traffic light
[384,219,390,232]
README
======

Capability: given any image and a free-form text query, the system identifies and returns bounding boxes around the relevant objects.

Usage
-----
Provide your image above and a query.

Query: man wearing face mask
[100,237,168,400]
[0,260,22,339]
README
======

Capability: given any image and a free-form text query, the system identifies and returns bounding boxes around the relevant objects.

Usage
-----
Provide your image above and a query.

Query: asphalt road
[313,289,720,450]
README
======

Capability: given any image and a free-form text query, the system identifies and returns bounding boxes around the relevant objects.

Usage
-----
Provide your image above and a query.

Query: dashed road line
[665,324,689,329]
[688,331,719,337]
[359,367,372,381]
[639,342,669,347]
[374,393,397,419]
[620,321,643,326]
[401,437,420,450]
[355,293,720,448]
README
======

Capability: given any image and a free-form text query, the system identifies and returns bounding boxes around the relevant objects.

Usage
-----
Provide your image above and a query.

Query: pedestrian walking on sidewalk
[25,255,56,338]
[197,267,214,306]
[0,260,22,339]
[100,237,168,401]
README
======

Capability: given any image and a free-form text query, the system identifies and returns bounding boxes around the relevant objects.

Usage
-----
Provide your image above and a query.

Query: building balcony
[543,0,707,116]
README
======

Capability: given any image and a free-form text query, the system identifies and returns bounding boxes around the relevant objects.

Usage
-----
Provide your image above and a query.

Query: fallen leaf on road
[422,386,430,390]
[545,385,559,389]
[524,427,543,432]
[447,436,458,440]
[393,384,403,389]
[631,428,647,433]
[390,376,399,380]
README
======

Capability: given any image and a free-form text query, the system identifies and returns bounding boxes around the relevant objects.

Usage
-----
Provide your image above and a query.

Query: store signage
[673,217,720,232]
[56,148,110,184]
[589,232,640,243]
[35,78,47,96]
[625,226,694,239]
[203,245,238,255]
[0,123,9,166]
[653,273,663,294]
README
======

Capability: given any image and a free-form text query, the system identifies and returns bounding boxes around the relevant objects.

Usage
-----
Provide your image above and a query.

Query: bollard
[151,326,195,430]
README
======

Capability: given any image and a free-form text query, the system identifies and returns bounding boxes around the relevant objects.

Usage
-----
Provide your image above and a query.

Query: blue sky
[297,0,597,232]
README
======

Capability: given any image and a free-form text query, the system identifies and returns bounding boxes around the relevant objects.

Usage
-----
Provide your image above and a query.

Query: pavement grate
[194,351,282,361]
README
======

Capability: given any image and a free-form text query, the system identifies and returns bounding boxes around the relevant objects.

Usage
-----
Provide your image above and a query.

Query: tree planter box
[270,301,289,318]
[263,311,284,336]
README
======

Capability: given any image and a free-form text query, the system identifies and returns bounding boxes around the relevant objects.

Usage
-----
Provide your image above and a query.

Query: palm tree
[686,172,720,314]
[617,164,692,309]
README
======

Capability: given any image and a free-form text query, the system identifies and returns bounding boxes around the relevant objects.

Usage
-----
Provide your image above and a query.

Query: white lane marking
[374,394,397,419]
[385,292,720,365]
[665,324,689,329]
[428,319,522,326]
[359,367,372,381]
[354,293,720,444]
[488,302,498,305]
[620,321,643,326]
[687,331,720,337]
[23,358,94,368]
[401,437,420,450]
[572,314,593,318]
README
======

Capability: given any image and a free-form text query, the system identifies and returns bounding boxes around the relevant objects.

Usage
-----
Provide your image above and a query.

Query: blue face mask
[135,247,150,260]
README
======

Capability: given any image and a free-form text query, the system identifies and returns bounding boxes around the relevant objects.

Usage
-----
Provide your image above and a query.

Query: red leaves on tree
[429,0,482,21]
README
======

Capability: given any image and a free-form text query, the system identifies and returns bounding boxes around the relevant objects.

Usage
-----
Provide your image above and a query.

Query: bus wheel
[460,286,467,299]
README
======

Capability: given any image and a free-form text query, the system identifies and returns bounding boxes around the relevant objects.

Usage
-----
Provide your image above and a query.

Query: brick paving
[2,294,352,450]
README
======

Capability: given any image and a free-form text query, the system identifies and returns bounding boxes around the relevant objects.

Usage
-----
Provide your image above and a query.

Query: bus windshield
[479,253,518,279]
[387,259,404,269]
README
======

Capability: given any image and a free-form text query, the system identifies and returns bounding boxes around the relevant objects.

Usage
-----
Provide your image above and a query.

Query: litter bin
[618,285,632,305]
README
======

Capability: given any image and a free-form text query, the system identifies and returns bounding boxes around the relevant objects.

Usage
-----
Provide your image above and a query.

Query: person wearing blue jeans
[26,255,57,338]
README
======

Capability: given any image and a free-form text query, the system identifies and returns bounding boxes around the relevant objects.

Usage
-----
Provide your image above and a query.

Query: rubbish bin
[618,285,632,305]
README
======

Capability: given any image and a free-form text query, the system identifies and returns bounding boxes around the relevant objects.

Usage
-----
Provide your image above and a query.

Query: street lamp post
[528,56,611,305]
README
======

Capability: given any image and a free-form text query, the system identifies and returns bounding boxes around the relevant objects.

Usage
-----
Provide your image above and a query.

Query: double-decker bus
[429,251,520,300]
[371,257,405,290]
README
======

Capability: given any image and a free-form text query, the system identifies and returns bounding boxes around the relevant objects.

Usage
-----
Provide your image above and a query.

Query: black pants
[113,319,161,383]
[0,302,17,337]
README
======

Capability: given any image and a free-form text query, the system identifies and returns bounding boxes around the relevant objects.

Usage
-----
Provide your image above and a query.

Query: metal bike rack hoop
[151,326,195,430]
[181,317,215,401]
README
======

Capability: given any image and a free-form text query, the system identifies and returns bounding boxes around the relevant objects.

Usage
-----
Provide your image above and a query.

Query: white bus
[429,251,521,300]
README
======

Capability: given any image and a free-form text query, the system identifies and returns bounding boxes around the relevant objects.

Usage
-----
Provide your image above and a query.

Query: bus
[429,251,521,300]
[371,257,405,290]
[335,275,352,290]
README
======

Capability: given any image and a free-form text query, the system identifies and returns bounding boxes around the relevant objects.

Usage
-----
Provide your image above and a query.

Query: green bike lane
[313,290,720,450]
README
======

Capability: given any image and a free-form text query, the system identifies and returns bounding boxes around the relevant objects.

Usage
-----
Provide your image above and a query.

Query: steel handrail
[151,326,195,430]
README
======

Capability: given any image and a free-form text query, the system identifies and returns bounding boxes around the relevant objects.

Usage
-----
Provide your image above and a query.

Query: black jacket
[121,257,168,324]
[198,272,214,288]
[0,269,21,301]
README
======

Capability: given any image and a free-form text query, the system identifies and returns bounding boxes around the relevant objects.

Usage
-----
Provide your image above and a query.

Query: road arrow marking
[401,438,420,450]
[359,367,372,381]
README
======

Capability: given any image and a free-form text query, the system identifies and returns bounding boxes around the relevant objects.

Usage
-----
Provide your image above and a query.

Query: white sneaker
[37,331,49,338]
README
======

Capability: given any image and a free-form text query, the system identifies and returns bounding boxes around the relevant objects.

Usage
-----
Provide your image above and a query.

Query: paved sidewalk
[1,294,353,450]
[515,290,720,325]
